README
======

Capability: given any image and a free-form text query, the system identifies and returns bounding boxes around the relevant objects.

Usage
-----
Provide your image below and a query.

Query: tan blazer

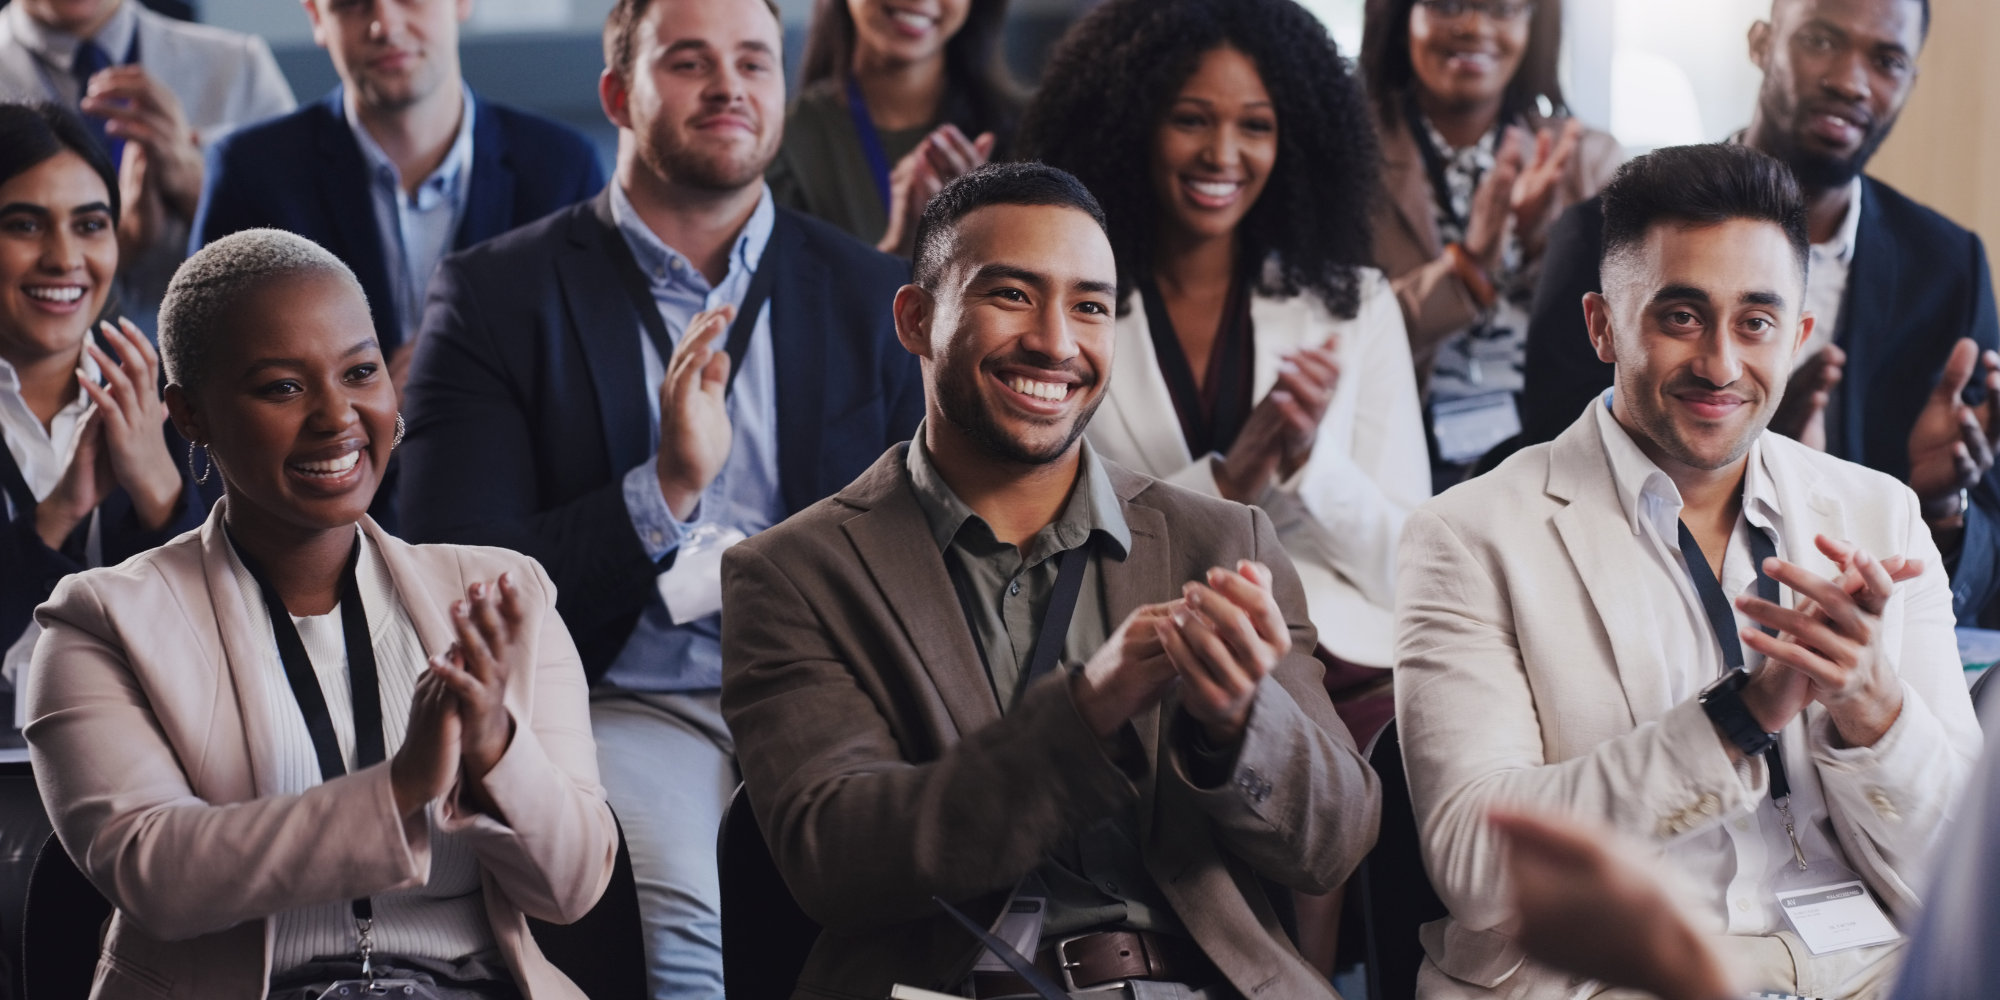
[1368,108,1622,392]
[720,447,1381,1000]
[1393,408,1982,998]
[25,504,617,1000]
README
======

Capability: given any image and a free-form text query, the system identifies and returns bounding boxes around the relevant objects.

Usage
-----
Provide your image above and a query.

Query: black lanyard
[228,530,385,926]
[601,208,787,399]
[944,542,1090,704]
[844,75,894,211]
[1678,519,1791,800]
[0,441,35,523]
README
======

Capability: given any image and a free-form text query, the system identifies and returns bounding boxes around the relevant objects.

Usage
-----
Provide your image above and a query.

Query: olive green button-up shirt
[905,434,1183,937]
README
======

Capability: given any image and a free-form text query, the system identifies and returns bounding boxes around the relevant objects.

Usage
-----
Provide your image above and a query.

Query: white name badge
[970,896,1046,973]
[1775,871,1900,956]
[656,524,748,625]
[1431,390,1521,465]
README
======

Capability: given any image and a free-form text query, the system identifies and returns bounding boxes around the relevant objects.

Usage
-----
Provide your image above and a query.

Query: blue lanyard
[844,75,893,211]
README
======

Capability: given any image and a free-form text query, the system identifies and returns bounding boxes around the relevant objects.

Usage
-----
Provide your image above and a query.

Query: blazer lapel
[840,462,1001,735]
[1831,181,1895,463]
[1103,483,1172,840]
[1545,413,1673,723]
[314,90,401,347]
[1247,293,1322,401]
[768,211,828,515]
[196,502,293,799]
[1380,119,1444,259]
[455,90,516,251]
[1105,294,1197,476]
[557,193,655,475]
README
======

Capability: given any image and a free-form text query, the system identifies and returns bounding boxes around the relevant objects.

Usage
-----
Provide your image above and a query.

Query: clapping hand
[1155,561,1291,747]
[35,320,181,548]
[1214,342,1339,503]
[656,305,737,520]
[1462,119,1582,270]
[427,574,529,817]
[877,124,996,257]
[1768,343,1844,451]
[1073,602,1180,738]
[1735,536,1922,749]
[390,671,462,821]
[81,66,204,221]
[1907,338,2000,525]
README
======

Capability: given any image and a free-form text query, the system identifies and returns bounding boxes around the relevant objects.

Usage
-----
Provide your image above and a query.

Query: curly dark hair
[1015,0,1377,319]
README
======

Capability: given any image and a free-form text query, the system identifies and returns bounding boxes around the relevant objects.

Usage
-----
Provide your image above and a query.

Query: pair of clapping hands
[1213,342,1341,504]
[1072,560,1291,749]
[37,320,183,549]
[389,575,528,821]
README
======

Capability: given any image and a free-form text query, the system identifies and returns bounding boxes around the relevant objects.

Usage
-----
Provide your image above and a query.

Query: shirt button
[649,531,664,547]
[1009,581,1021,596]
[1734,818,1750,832]
[670,258,685,272]
[1736,898,1751,912]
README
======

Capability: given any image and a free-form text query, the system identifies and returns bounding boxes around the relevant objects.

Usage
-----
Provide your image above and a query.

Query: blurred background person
[769,0,1018,255]
[0,0,295,333]
[1361,0,1620,490]
[0,102,203,725]
[27,227,616,1000]
[1518,0,2000,629]
[1018,0,1425,976]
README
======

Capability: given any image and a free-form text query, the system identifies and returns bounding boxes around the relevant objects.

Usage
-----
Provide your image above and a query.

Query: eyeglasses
[1415,0,1537,24]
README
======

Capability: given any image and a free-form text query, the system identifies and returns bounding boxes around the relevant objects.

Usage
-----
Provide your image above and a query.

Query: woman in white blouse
[1019,0,1428,681]
[25,229,615,1000]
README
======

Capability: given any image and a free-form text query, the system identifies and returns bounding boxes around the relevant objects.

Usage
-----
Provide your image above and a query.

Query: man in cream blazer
[1395,144,1981,1000]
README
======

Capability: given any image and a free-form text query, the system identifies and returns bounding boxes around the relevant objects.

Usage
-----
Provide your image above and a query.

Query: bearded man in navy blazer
[396,0,921,995]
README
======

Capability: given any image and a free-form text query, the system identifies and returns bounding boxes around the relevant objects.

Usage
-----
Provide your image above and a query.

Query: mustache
[1798,95,1876,132]
[1662,370,1760,404]
[981,350,1098,385]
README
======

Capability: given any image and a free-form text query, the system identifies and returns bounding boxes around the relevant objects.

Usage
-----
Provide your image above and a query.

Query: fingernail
[1173,609,1189,627]
[471,582,485,598]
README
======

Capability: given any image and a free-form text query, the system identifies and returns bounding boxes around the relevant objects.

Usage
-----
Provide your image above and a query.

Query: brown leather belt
[969,930,1218,997]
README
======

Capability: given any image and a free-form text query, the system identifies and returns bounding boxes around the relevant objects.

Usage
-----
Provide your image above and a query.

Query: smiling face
[898,202,1118,466]
[0,150,115,374]
[175,271,396,534]
[1749,0,1922,188]
[847,0,969,68]
[1406,0,1530,112]
[1149,44,1277,248]
[604,0,785,192]
[20,0,121,37]
[305,0,470,113]
[1589,218,1811,474]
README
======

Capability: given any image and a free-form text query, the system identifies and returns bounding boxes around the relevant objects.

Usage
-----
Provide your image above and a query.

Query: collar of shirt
[1815,176,1865,266]
[1594,389,1782,542]
[6,0,137,76]
[609,180,776,300]
[0,346,104,504]
[904,426,1132,565]
[345,87,476,213]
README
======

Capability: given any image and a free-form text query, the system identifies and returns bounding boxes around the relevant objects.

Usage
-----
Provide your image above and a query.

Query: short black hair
[1600,143,1809,281]
[0,102,119,223]
[910,162,1108,291]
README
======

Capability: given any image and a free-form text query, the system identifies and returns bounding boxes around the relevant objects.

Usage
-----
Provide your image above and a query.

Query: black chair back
[528,810,646,999]
[23,832,110,1000]
[1359,720,1447,1000]
[717,783,820,1000]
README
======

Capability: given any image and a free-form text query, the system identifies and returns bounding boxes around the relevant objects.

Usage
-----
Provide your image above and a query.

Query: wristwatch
[1700,668,1780,757]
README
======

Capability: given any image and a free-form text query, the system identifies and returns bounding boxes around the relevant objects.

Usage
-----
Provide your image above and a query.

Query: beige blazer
[720,448,1381,1000]
[25,504,617,1000]
[1368,109,1622,392]
[1087,272,1430,667]
[1393,407,1983,998]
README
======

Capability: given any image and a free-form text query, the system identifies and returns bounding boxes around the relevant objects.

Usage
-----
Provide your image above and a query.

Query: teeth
[1007,376,1069,401]
[1187,180,1240,198]
[293,451,360,476]
[889,9,934,27]
[23,286,84,303]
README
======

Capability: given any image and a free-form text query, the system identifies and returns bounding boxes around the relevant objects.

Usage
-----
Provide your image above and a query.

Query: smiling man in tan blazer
[1395,145,1981,1000]
[720,163,1379,1000]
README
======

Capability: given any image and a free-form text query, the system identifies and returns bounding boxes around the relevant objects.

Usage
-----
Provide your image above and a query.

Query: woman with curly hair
[1020,0,1425,719]
[1361,0,1620,483]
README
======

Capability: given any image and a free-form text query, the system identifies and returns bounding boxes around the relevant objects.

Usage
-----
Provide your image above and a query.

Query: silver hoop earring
[392,412,406,450]
[186,442,213,486]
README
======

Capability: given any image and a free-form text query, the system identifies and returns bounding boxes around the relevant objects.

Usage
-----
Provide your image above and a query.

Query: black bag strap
[600,210,787,397]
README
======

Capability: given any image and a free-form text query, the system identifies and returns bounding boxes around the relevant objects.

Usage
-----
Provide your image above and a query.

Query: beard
[933,344,1104,467]
[638,114,775,192]
[1752,87,1896,189]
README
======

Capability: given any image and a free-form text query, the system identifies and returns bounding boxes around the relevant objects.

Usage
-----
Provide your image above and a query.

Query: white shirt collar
[344,86,477,204]
[1593,389,1781,537]
[608,179,776,292]
[5,0,137,75]
[1816,176,1864,265]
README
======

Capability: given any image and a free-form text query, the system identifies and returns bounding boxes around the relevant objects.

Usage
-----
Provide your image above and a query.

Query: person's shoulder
[134,4,272,58]
[37,528,207,630]
[1863,174,1980,247]
[786,77,847,120]
[1417,439,1561,535]
[780,205,907,284]
[737,446,907,555]
[451,196,597,268]
[1761,431,1914,508]
[480,98,599,164]
[1110,460,1258,540]
[208,95,336,162]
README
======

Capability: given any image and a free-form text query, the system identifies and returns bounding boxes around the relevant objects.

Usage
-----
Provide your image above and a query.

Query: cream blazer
[1393,407,1983,998]
[25,504,616,1000]
[1087,270,1430,667]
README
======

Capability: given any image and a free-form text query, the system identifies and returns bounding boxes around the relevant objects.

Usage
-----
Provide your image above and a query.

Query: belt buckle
[1053,933,1128,994]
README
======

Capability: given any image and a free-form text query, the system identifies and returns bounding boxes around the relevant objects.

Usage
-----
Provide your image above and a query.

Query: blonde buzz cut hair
[159,229,364,395]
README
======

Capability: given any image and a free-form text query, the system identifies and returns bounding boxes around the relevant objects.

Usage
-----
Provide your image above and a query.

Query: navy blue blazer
[1518,177,2000,622]
[191,88,606,352]
[397,191,924,679]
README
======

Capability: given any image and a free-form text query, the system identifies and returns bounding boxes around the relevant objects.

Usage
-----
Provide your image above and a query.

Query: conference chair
[718,783,820,1000]
[527,811,647,999]
[22,832,108,1000]
[1358,720,1448,1000]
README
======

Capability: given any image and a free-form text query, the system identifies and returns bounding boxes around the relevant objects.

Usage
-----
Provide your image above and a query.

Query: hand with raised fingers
[1461,126,1525,271]
[1214,402,1290,504]
[656,305,737,520]
[1908,338,2000,525]
[390,670,463,821]
[1768,344,1844,450]
[81,65,203,219]
[1734,535,1914,748]
[877,125,995,257]
[77,320,182,529]
[1273,341,1340,478]
[34,407,112,549]
[1072,602,1179,738]
[433,575,529,786]
[1156,561,1290,747]
[1508,118,1583,257]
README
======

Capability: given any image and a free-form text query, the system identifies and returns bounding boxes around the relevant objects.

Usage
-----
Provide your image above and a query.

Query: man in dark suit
[190,0,603,366]
[1519,0,2000,621]
[396,0,920,995]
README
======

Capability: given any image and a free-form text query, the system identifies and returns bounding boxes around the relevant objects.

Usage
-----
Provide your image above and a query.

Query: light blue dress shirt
[607,182,782,692]
[345,88,475,345]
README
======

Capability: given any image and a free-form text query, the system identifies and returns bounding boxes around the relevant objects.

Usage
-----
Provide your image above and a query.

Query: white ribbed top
[223,530,496,975]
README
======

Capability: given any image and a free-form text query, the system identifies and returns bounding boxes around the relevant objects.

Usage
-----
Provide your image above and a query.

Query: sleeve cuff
[1810,680,1921,775]
[1648,698,1763,841]
[437,709,545,837]
[622,457,692,562]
